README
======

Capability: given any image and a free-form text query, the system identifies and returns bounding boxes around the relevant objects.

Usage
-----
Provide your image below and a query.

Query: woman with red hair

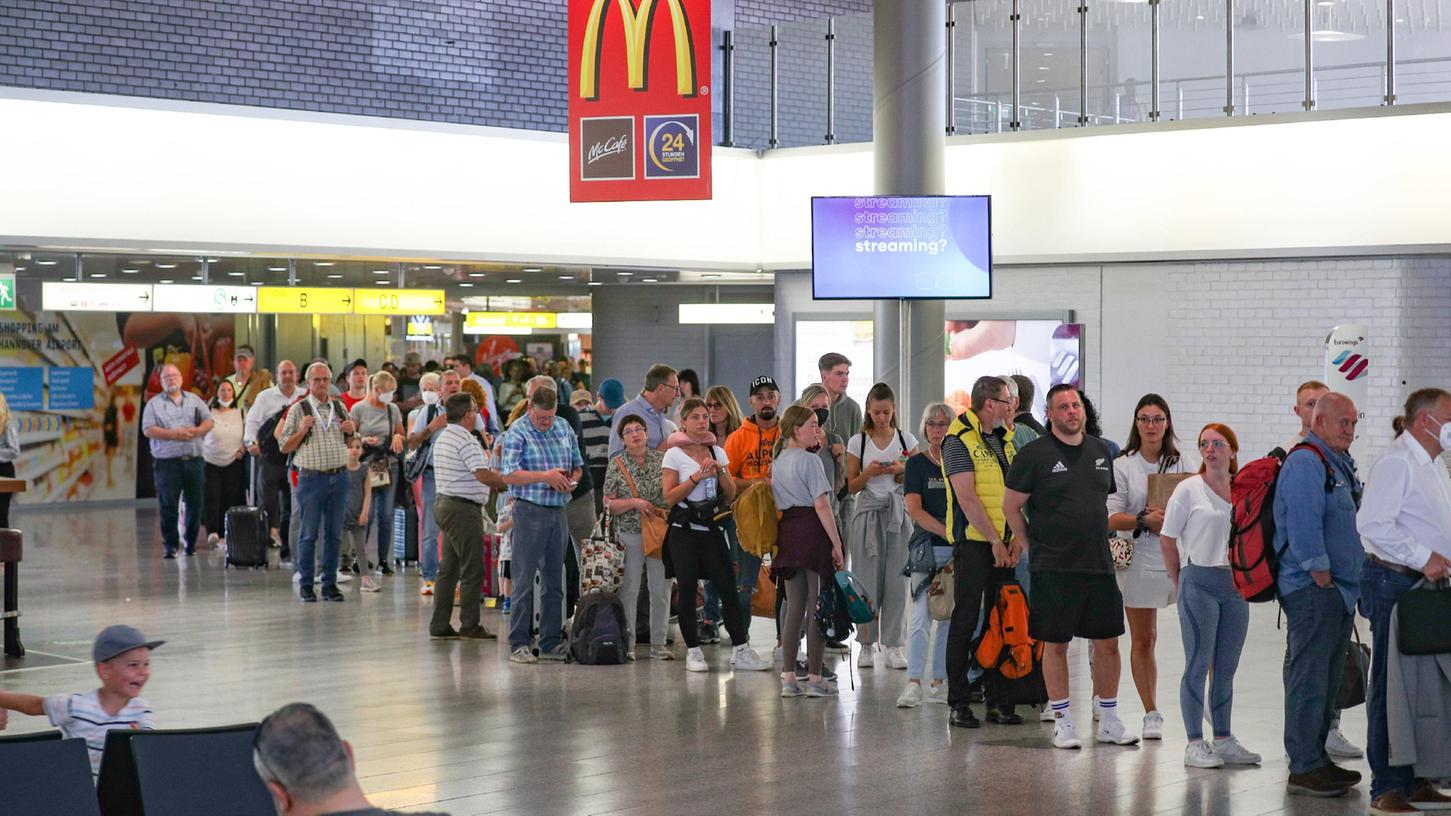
[1160,423,1260,770]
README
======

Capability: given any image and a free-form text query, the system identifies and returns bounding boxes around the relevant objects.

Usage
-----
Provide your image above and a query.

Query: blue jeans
[508,499,570,653]
[1359,559,1419,798]
[419,471,440,580]
[367,459,398,567]
[907,546,953,681]
[1281,583,1353,774]
[154,457,204,554]
[296,469,348,590]
[1177,565,1250,741]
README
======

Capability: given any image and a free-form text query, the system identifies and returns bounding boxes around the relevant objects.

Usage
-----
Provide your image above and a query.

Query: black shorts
[1029,570,1125,643]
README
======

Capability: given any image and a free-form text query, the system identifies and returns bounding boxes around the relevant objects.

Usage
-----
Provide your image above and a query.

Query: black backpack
[569,591,629,665]
[256,408,289,466]
[815,577,853,642]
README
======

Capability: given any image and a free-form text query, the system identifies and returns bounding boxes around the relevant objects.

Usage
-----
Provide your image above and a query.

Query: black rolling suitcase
[224,506,269,569]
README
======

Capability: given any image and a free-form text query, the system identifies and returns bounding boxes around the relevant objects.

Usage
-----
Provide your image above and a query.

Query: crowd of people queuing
[121,339,1451,816]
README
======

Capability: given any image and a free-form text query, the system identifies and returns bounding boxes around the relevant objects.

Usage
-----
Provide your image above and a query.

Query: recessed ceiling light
[588,281,602,287]
[618,271,633,276]
[506,278,523,284]
[468,272,486,278]
[62,277,77,282]
[122,268,139,274]
[251,281,264,286]
[522,267,542,273]
[373,269,390,275]
[160,279,174,284]
[327,273,343,279]
[558,275,573,280]
[641,278,658,283]
[268,266,288,272]
[228,271,245,277]
[91,273,107,278]
[157,263,177,269]
[459,282,474,288]
[702,273,721,279]
[423,265,442,270]
[205,258,220,263]
[192,274,204,280]
[375,280,389,285]
[37,259,57,266]
[1042,52,1054,56]
[1035,79,1046,83]
[314,261,334,267]
[1196,14,1205,19]
[1038,66,1049,71]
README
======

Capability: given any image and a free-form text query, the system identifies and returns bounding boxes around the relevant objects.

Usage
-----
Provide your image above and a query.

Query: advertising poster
[568,0,713,202]
[0,281,241,504]
[811,196,992,300]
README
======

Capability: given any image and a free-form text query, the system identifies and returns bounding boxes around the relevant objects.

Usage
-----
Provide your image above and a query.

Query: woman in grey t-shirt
[771,405,846,698]
[349,371,404,574]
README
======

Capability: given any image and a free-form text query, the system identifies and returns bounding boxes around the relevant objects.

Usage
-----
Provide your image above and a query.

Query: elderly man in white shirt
[1355,387,1451,816]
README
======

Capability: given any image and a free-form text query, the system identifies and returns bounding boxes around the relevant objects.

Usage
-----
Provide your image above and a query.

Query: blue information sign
[48,367,95,410]
[0,367,44,410]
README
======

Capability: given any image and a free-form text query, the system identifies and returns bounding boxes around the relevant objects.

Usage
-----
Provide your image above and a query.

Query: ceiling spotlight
[251,281,264,286]
[588,281,602,287]
[618,271,633,276]
[423,265,442,270]
[506,278,523,284]
[558,275,573,280]
[91,273,108,278]
[641,278,658,283]
[37,259,57,266]
[268,266,288,272]
[62,277,77,282]
[157,263,177,269]
[374,280,389,285]
[522,267,542,273]
[468,272,486,278]
[314,261,335,267]
[159,279,174,284]
[459,282,474,288]
[373,269,390,275]
[327,273,343,279]
[1196,14,1205,19]
[205,258,220,263]
[122,268,139,274]
[228,271,245,277]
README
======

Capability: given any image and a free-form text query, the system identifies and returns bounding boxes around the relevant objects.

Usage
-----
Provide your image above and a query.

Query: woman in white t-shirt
[1105,393,1190,740]
[845,382,918,669]
[1160,423,1260,769]
[661,397,770,675]
[202,380,247,549]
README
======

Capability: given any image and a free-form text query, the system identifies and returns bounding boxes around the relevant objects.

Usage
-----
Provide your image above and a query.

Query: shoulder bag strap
[615,455,643,499]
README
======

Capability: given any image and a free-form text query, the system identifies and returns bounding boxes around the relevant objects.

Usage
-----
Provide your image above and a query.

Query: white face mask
[1433,417,1451,451]
[218,398,233,408]
[421,390,439,406]
[378,391,395,404]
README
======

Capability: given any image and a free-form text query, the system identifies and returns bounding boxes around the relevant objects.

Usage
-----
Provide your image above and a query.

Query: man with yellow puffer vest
[942,376,1022,729]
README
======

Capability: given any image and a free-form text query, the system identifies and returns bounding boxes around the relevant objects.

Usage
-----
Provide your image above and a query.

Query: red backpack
[1229,442,1333,602]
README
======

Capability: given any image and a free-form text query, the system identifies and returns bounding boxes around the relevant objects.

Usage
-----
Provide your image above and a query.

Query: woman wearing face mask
[661,397,772,674]
[351,370,405,576]
[773,404,847,697]
[202,380,247,549]
[845,382,919,669]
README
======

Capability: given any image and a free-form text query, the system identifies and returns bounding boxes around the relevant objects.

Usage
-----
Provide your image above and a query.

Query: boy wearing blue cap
[0,624,161,777]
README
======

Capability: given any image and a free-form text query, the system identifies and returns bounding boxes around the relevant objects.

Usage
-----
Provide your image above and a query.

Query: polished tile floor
[3,505,1380,815]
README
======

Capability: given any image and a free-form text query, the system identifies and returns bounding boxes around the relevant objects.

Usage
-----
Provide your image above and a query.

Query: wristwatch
[1133,508,1149,538]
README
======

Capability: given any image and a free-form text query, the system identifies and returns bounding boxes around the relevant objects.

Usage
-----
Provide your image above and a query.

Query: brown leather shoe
[1324,761,1362,786]
[1369,791,1420,815]
[1407,781,1451,810]
[459,625,497,640]
[1287,767,1349,798]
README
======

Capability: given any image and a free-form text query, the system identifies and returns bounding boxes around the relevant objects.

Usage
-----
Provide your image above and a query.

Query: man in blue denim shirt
[1273,392,1364,798]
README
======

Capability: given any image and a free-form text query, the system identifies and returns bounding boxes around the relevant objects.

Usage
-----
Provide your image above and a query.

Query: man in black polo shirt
[1003,384,1137,750]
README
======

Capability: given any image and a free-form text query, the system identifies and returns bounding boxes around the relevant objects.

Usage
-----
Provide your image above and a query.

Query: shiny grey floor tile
[1,506,1381,815]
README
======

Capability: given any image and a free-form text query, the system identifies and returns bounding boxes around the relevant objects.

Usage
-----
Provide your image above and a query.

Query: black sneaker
[299,586,317,603]
[379,563,394,576]
[1287,767,1350,798]
[1324,762,1362,786]
[350,560,362,574]
[321,586,345,602]
[183,548,196,556]
[430,627,460,640]
[967,683,985,704]
[163,550,177,560]
[987,707,1024,725]
[697,623,719,644]
[279,548,291,561]
[950,707,982,729]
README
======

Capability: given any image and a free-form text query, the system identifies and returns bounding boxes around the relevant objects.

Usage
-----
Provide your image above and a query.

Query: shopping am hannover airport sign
[568,0,713,202]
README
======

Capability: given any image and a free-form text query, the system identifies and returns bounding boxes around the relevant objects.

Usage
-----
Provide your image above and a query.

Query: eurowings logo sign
[568,0,713,202]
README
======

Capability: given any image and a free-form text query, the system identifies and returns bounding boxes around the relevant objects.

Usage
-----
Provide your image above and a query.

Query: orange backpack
[975,583,1042,680]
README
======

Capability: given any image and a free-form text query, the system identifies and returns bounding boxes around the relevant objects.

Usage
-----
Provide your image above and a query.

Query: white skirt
[1116,552,1177,609]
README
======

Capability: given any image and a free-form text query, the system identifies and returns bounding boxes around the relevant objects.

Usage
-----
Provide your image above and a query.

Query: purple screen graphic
[811,196,992,300]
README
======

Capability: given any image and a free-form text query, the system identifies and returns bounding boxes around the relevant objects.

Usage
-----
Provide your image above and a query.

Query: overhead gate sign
[568,0,713,202]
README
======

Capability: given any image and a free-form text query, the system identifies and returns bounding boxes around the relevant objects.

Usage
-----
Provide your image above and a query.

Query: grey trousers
[618,531,670,647]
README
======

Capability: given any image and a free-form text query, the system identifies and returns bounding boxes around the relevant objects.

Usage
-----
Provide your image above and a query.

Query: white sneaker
[926,684,949,705]
[1091,694,1101,721]
[730,645,771,671]
[1053,718,1082,749]
[1325,727,1363,759]
[1184,740,1224,768]
[334,570,352,584]
[1096,716,1141,746]
[1213,736,1262,765]
[1143,710,1164,740]
[857,643,877,668]
[896,683,924,708]
[884,646,908,669]
[206,533,220,547]
[781,680,805,698]
[686,647,709,673]
[1040,706,1056,722]
[360,575,382,593]
[509,647,538,665]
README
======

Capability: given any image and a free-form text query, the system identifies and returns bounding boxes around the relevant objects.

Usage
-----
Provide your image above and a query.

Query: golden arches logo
[579,0,698,100]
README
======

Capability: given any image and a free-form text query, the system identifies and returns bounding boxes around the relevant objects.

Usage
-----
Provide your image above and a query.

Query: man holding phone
[499,387,585,664]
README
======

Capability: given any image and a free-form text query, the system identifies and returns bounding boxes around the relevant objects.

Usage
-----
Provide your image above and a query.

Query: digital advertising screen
[811,195,992,300]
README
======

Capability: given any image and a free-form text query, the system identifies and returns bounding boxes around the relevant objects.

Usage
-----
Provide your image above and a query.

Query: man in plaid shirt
[499,387,583,664]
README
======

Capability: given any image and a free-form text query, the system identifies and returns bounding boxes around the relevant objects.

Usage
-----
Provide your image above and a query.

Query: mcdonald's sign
[568,0,712,202]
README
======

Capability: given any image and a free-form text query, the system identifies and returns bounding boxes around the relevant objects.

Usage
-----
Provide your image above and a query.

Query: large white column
[873,0,947,424]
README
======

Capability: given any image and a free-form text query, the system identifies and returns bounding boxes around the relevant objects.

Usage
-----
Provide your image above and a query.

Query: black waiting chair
[98,723,272,816]
[0,732,103,816]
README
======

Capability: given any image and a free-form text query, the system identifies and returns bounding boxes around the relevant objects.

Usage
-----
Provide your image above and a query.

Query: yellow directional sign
[352,289,446,316]
[257,287,355,314]
[464,312,558,333]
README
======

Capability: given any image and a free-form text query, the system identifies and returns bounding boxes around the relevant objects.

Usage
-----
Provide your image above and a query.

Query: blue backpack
[816,579,853,642]
[835,570,875,625]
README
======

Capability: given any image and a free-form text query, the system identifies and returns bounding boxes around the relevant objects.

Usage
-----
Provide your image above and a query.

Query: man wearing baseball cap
[0,624,162,778]
[718,375,782,638]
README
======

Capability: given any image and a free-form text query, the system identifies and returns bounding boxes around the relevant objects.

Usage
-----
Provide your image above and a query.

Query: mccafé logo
[580,116,635,181]
[578,0,700,100]
[587,134,630,165]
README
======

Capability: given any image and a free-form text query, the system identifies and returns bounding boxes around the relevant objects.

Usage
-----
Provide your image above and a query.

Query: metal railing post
[1242,75,1251,114]
[1054,94,1062,127]
[769,25,780,148]
[721,30,735,146]
[1150,0,1161,121]
[946,4,957,135]
[1078,1,1089,125]
[1010,0,1021,130]
[825,18,836,144]
[1224,0,1235,115]
[1385,0,1397,104]
[1303,0,1315,110]
[1177,83,1184,119]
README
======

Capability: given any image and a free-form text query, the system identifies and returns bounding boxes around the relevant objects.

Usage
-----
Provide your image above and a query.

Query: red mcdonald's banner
[568,0,713,202]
